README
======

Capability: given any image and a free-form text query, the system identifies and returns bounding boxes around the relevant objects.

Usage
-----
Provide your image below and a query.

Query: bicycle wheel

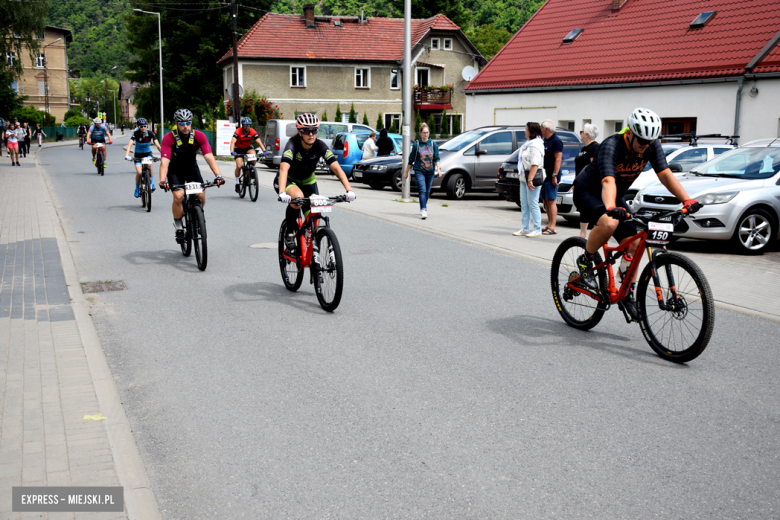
[313,227,344,312]
[550,237,608,330]
[144,168,152,212]
[239,168,247,199]
[141,169,148,209]
[249,166,259,202]
[180,212,192,257]
[192,205,208,271]
[97,153,104,176]
[637,251,714,363]
[278,221,303,291]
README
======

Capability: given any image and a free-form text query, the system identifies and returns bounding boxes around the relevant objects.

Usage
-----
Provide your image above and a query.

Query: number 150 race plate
[647,221,674,244]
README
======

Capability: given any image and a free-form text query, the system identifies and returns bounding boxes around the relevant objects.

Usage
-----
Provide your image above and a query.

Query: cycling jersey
[77,126,87,136]
[131,129,157,154]
[89,124,108,142]
[232,127,258,149]
[574,131,670,200]
[281,135,337,186]
[160,129,212,170]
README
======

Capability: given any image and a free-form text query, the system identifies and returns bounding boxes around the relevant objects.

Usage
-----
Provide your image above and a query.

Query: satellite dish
[227,83,244,97]
[461,66,477,82]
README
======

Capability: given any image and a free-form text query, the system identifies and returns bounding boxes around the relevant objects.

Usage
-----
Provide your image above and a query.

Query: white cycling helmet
[93,117,102,124]
[173,108,193,122]
[295,113,319,129]
[628,108,662,141]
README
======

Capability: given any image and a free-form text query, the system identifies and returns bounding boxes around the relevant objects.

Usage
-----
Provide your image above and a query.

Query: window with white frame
[36,53,45,68]
[6,53,16,67]
[384,113,401,131]
[355,68,370,88]
[431,38,439,50]
[416,68,429,87]
[390,69,399,90]
[443,38,452,50]
[290,66,306,87]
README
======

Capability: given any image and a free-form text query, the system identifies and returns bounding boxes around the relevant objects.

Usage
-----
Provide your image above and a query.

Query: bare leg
[544,199,558,231]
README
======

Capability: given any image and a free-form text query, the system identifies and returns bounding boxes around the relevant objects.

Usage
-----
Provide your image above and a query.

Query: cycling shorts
[234,146,253,155]
[92,138,106,144]
[134,152,153,165]
[573,190,637,243]
[168,164,204,192]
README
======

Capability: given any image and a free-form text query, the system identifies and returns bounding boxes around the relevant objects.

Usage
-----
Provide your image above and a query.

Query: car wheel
[731,208,775,254]
[446,173,466,200]
[369,182,384,190]
[391,170,403,192]
[515,199,522,209]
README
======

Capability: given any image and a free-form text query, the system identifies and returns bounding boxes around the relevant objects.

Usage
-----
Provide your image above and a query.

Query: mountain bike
[278,195,347,311]
[79,135,85,150]
[138,156,159,212]
[166,181,219,271]
[93,142,108,176]
[235,150,262,202]
[550,208,715,363]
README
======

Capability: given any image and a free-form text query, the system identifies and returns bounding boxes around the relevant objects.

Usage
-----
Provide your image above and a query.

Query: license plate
[354,170,362,180]
[556,196,563,205]
[647,221,674,244]
[505,170,518,179]
[184,182,203,195]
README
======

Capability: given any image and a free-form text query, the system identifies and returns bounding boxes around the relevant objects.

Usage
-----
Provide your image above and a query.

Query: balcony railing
[414,89,451,106]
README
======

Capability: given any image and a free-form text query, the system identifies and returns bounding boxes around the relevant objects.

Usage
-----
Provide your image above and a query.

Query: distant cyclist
[124,118,161,198]
[230,116,266,193]
[159,108,225,243]
[277,113,355,252]
[572,107,702,320]
[77,123,87,147]
[86,117,112,166]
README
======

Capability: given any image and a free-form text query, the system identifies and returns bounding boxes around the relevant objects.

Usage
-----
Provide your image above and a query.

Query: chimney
[611,0,628,10]
[303,4,315,28]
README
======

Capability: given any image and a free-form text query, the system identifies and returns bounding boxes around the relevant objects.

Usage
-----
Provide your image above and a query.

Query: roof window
[333,20,341,26]
[690,11,715,29]
[562,29,583,44]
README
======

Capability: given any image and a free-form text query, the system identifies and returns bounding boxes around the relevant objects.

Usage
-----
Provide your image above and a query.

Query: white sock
[235,177,241,184]
[174,219,183,230]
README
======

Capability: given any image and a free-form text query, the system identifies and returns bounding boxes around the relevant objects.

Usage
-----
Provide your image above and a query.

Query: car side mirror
[669,163,683,173]
[475,146,487,156]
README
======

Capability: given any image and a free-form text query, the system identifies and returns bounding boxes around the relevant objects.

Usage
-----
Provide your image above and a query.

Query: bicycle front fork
[646,247,680,311]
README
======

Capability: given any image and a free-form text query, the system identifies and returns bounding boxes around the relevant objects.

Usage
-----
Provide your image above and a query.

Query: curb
[35,150,163,520]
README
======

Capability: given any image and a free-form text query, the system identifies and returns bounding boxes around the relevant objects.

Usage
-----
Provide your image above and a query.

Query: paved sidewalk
[0,146,160,519]
[234,163,780,322]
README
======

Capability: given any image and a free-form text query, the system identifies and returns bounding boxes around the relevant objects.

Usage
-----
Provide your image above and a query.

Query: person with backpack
[402,123,441,219]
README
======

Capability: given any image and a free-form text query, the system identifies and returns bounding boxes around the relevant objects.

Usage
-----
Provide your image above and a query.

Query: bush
[335,104,342,122]
[427,113,436,138]
[225,90,282,125]
[64,115,90,127]
[362,113,369,125]
[10,106,47,126]
[63,108,83,121]
[440,109,450,139]
[321,111,328,122]
[376,114,383,131]
[388,123,398,134]
[348,103,357,123]
[452,115,461,136]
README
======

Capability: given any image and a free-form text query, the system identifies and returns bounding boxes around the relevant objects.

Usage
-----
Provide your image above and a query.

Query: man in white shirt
[361,132,378,160]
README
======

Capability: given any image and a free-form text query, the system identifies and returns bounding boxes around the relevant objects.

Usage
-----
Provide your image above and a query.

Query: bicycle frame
[281,211,327,270]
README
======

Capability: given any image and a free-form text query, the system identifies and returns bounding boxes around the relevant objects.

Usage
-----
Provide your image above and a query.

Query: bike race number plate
[647,221,674,245]
[184,182,204,195]
[141,157,154,165]
[95,143,105,148]
[246,154,257,163]
[309,196,332,214]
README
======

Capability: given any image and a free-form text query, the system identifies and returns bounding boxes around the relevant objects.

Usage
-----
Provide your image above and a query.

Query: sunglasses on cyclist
[139,125,147,128]
[299,128,318,135]
[177,121,192,126]
[635,135,653,146]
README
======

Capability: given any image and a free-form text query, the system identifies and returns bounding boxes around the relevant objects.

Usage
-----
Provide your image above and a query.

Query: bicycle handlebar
[626,208,688,227]
[280,195,348,204]
[162,180,220,193]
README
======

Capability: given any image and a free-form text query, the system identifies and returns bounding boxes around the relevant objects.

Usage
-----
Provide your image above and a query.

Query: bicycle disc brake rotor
[666,296,689,320]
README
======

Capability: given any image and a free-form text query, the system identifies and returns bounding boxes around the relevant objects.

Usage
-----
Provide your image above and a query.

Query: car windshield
[439,129,495,151]
[689,147,780,179]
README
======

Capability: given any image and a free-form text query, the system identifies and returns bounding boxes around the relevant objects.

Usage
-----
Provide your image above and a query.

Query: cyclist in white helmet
[86,116,112,166]
[571,107,702,320]
[277,113,355,252]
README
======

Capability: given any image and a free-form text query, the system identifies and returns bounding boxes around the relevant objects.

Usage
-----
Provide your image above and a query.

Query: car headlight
[695,191,738,204]
[371,165,387,171]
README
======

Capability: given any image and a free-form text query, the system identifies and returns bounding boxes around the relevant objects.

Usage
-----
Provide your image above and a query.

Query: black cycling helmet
[137,118,148,126]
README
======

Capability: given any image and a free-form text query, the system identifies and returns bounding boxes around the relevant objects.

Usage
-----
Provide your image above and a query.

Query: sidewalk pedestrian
[34,124,46,147]
[23,122,32,156]
[5,124,21,165]
[513,122,545,237]
[540,120,563,235]
[362,132,379,160]
[376,128,394,156]
[403,123,441,220]
[574,123,600,238]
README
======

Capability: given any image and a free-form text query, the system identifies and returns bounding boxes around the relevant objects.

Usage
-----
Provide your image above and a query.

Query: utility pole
[401,0,412,201]
[43,38,62,123]
[231,0,240,123]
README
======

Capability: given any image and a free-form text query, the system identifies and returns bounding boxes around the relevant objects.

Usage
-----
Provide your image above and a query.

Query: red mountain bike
[278,195,346,312]
[551,208,715,363]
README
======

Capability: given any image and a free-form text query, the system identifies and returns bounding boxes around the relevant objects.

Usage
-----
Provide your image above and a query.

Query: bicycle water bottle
[618,253,633,283]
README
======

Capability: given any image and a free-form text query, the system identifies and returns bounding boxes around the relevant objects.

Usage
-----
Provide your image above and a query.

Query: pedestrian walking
[34,124,46,147]
[403,123,441,220]
[376,128,394,156]
[513,122,545,237]
[362,132,379,160]
[540,120,563,235]
[23,122,32,156]
[574,123,600,238]
[5,124,21,165]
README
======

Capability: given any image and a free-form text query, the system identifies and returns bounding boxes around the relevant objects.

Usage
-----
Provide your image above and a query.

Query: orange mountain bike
[551,209,715,363]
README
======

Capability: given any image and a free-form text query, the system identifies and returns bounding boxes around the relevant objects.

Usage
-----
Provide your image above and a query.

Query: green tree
[388,122,398,134]
[335,103,342,122]
[376,114,383,131]
[452,115,461,135]
[465,24,513,60]
[427,113,436,137]
[0,68,27,116]
[348,103,357,123]
[321,111,328,122]
[1,0,47,77]
[64,115,90,127]
[362,112,370,125]
[440,109,450,138]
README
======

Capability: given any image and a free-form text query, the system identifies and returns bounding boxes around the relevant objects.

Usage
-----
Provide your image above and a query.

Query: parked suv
[261,119,374,169]
[495,128,582,207]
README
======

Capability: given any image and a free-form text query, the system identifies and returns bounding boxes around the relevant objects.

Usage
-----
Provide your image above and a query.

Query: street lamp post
[108,89,116,128]
[401,0,412,201]
[133,9,164,131]
[43,38,62,121]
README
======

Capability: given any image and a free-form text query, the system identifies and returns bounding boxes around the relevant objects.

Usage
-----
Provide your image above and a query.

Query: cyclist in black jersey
[572,108,703,320]
[277,113,355,252]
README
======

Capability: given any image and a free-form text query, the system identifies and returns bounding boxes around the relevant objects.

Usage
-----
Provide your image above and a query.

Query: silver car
[631,138,780,254]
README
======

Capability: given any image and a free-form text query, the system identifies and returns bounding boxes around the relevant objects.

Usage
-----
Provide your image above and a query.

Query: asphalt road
[41,136,780,519]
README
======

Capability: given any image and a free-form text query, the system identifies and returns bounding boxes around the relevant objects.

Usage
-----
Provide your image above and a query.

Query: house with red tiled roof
[217,5,485,134]
[464,0,780,144]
